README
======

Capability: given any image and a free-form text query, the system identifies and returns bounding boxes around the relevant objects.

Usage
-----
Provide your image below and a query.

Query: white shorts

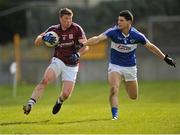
[108,63,137,81]
[47,57,79,82]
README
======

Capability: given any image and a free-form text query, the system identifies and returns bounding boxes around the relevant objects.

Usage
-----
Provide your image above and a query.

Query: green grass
[0,81,180,134]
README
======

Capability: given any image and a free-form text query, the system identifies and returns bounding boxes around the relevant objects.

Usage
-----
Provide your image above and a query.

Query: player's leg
[23,67,56,115]
[123,66,138,100]
[124,80,138,100]
[52,65,78,114]
[23,57,60,115]
[31,68,56,100]
[108,71,122,120]
[52,80,75,114]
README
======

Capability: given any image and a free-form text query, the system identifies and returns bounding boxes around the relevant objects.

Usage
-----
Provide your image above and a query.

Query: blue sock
[111,107,118,118]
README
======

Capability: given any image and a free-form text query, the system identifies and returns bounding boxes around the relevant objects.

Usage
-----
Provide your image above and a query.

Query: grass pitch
[0,81,180,134]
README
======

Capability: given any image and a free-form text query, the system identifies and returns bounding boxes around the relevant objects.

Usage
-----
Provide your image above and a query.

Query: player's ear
[128,20,132,25]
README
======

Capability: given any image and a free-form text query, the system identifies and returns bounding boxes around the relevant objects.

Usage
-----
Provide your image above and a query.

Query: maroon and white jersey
[45,22,86,66]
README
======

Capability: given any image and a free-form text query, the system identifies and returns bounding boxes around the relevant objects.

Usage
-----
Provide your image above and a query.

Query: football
[43,31,59,47]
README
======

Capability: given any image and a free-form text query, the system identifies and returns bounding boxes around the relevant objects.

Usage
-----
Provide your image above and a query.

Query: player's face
[60,15,72,30]
[118,16,131,30]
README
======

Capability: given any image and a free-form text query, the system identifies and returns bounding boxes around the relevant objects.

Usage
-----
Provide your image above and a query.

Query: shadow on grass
[0,118,109,126]
[0,119,50,126]
[56,118,109,125]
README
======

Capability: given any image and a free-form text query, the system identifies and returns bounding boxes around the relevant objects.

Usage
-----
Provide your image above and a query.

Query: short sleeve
[103,27,114,38]
[138,33,150,45]
[77,25,86,40]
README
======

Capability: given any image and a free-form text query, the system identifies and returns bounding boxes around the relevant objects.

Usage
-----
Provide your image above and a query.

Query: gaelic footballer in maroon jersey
[23,8,89,116]
[45,22,85,66]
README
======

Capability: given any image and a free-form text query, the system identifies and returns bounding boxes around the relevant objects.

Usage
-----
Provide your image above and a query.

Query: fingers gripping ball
[43,31,59,47]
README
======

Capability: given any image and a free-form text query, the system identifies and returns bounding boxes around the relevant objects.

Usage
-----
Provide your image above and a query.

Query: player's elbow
[146,43,156,51]
[85,45,89,52]
[34,35,43,46]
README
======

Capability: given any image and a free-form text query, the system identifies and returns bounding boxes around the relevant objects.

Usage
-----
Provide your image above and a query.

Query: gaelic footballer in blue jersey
[104,26,149,67]
[83,10,176,120]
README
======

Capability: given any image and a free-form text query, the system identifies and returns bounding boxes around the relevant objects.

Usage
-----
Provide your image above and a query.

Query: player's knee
[129,94,137,100]
[40,78,49,86]
[110,85,119,96]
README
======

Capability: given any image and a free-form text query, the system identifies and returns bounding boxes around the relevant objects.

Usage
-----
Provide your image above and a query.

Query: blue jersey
[103,26,149,67]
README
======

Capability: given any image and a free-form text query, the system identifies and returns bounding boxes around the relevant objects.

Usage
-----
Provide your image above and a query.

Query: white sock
[57,97,63,104]
[28,98,36,107]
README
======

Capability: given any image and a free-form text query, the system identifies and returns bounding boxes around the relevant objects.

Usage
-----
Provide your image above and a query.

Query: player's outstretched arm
[83,34,107,46]
[145,42,176,67]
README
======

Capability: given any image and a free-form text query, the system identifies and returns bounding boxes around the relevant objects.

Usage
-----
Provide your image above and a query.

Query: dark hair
[119,10,133,21]
[59,8,73,17]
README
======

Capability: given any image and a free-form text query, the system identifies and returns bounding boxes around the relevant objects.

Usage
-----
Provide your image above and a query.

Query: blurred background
[0,0,180,85]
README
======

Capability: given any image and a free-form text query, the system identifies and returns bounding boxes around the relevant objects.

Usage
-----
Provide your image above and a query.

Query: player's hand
[42,33,56,44]
[69,53,80,63]
[164,54,176,67]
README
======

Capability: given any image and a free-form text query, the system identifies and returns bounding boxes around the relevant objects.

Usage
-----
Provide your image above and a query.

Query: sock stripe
[28,98,36,106]
[30,98,36,103]
[57,97,63,104]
